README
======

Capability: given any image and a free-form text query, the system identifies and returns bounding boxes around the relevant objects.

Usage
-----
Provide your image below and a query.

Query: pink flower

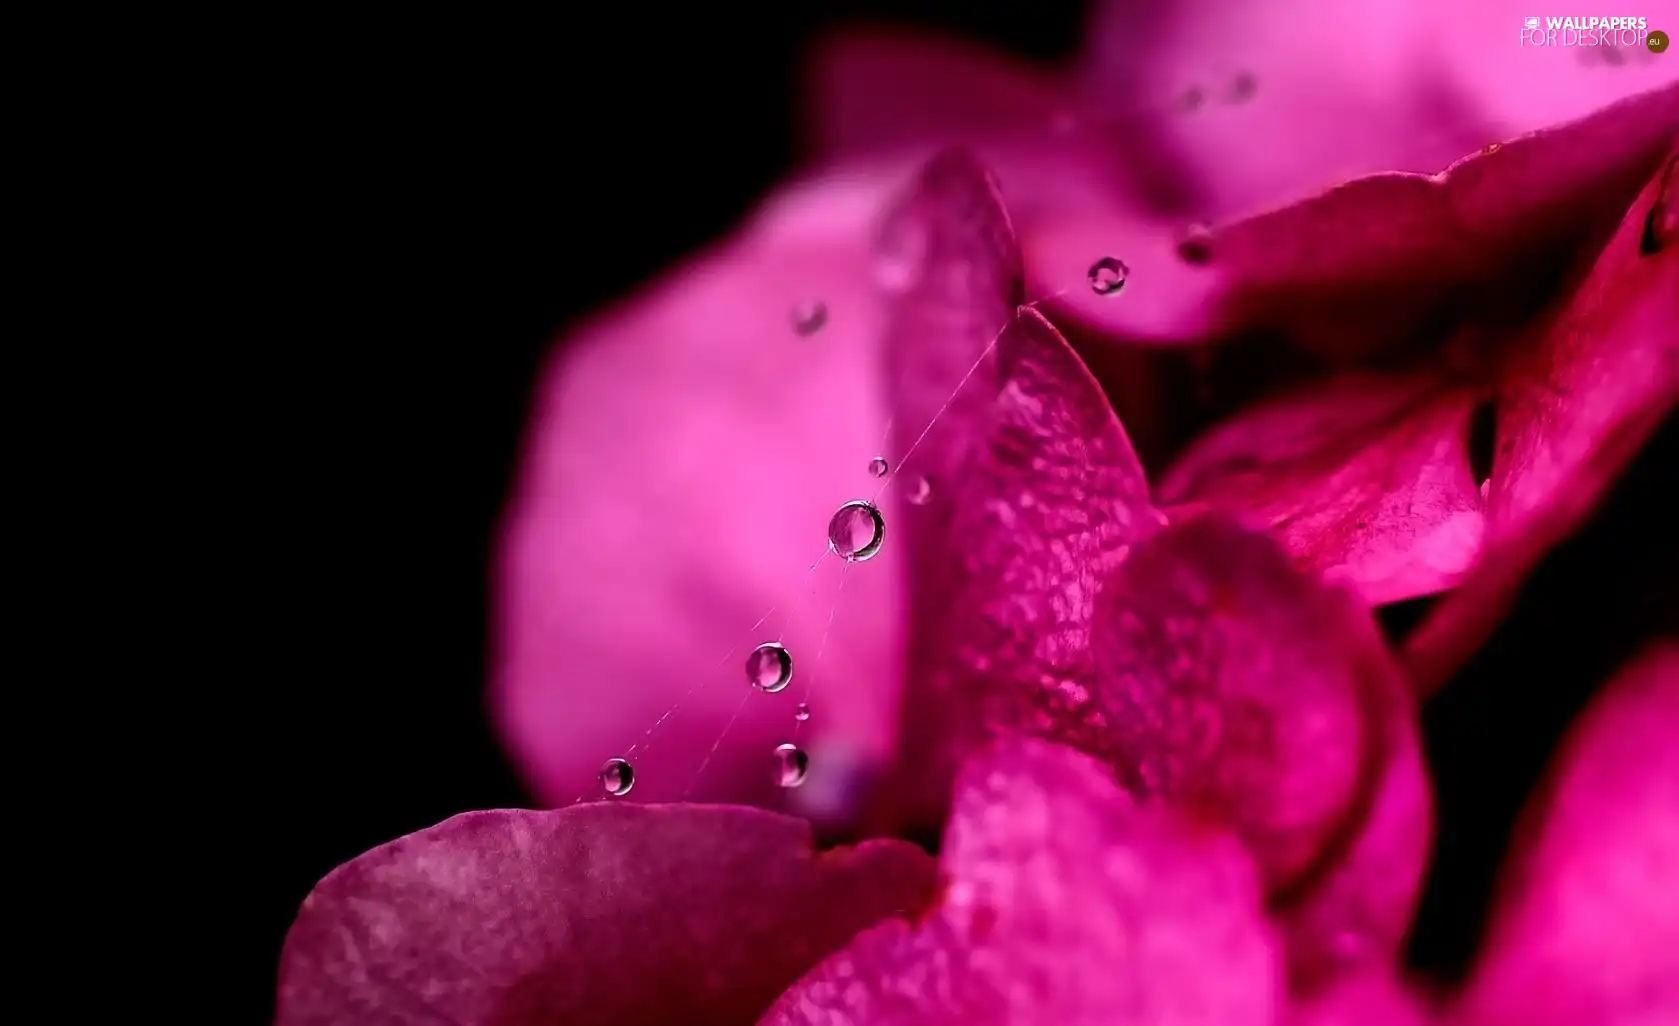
[277,5,1679,1023]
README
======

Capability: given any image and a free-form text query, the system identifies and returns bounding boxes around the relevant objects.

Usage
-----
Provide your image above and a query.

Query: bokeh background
[263,3,1673,1022]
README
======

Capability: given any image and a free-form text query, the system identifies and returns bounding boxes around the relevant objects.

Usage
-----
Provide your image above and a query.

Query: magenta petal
[881,154,1157,829]
[1091,514,1431,986]
[1407,146,1679,691]
[1157,373,1485,606]
[804,30,1066,164]
[276,804,936,1026]
[759,739,1279,1026]
[1453,643,1679,1026]
[1285,972,1436,1026]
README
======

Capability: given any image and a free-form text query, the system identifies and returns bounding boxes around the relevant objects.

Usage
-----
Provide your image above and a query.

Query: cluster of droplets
[597,293,920,799]
[600,224,1173,800]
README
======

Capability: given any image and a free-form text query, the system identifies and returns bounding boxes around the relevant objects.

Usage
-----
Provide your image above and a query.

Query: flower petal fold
[1452,643,1679,1026]
[759,739,1279,1026]
[277,804,936,1026]
[1157,373,1485,606]
[1091,514,1432,987]
[1408,143,1679,690]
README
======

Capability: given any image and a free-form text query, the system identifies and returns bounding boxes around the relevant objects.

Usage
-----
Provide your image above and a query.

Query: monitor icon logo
[1524,16,1541,29]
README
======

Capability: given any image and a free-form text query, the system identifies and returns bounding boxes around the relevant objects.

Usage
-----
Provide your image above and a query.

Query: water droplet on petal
[1479,479,1491,500]
[791,299,828,337]
[1088,257,1130,296]
[599,757,635,797]
[867,456,889,478]
[827,499,886,562]
[794,702,811,722]
[747,642,794,693]
[905,475,932,506]
[774,743,809,788]
[1176,223,1214,265]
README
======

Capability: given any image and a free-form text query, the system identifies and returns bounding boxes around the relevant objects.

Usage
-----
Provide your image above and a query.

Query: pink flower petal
[276,803,936,1026]
[1286,973,1436,1026]
[1424,2,1679,137]
[1408,145,1679,691]
[878,151,1157,831]
[759,739,1279,1026]
[1156,373,1485,606]
[1091,514,1432,987]
[494,174,911,809]
[1040,84,1678,361]
[1077,0,1488,221]
[1452,643,1679,1026]
[803,29,1067,164]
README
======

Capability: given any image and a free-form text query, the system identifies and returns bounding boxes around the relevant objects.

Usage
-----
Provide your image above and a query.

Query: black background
[258,5,1674,1021]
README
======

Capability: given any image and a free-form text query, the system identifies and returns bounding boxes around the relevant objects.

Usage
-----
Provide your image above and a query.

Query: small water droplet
[905,475,932,506]
[1479,479,1491,500]
[1176,223,1214,265]
[791,299,828,337]
[794,702,811,722]
[1480,141,1503,156]
[827,499,885,562]
[599,757,635,797]
[1088,257,1130,296]
[1226,71,1257,104]
[774,743,809,788]
[867,456,889,478]
[747,642,794,693]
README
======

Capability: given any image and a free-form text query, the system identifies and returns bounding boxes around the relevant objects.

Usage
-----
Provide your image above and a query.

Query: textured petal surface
[1407,145,1679,691]
[1091,515,1431,986]
[760,739,1279,1026]
[1286,973,1436,1026]
[494,173,910,810]
[1452,643,1679,1026]
[1157,374,1485,606]
[879,151,1157,831]
[277,804,937,1026]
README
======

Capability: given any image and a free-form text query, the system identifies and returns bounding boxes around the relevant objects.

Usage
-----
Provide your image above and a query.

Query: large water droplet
[827,499,886,562]
[905,475,932,506]
[791,299,828,337]
[774,743,809,788]
[794,702,811,722]
[599,757,635,797]
[1088,257,1129,296]
[747,642,794,693]
[867,456,889,478]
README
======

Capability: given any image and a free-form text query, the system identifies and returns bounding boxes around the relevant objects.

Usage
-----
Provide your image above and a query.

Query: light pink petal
[1092,514,1432,988]
[759,739,1279,1026]
[1156,373,1485,606]
[803,30,1066,164]
[1034,85,1679,361]
[1408,145,1679,692]
[1423,3,1679,137]
[877,151,1157,832]
[1077,0,1487,221]
[277,804,936,1026]
[494,173,913,810]
[1452,643,1679,1026]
